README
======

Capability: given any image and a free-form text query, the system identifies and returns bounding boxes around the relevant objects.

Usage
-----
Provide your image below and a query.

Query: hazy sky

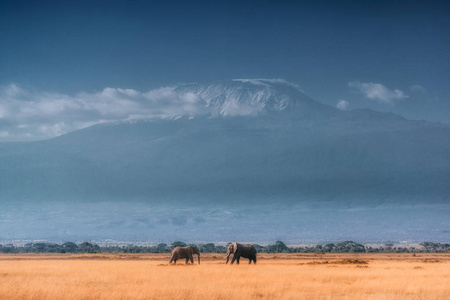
[1,0,449,140]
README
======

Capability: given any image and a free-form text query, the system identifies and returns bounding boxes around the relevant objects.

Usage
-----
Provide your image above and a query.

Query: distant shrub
[170,241,187,249]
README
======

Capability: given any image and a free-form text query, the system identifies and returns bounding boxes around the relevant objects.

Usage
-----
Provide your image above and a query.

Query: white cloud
[4,83,24,97]
[0,84,208,142]
[348,81,408,104]
[233,78,304,91]
[336,100,349,110]
[38,122,68,137]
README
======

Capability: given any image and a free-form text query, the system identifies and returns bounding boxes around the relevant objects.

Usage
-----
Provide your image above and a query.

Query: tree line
[1,240,449,254]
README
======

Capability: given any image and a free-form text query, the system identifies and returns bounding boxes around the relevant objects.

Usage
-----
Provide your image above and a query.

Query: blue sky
[1,0,449,141]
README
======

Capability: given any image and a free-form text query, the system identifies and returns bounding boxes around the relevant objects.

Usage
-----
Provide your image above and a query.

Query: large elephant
[169,246,200,264]
[226,242,257,264]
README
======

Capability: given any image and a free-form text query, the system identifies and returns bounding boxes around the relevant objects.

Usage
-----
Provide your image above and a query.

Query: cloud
[0,84,207,142]
[348,81,408,104]
[410,85,426,93]
[233,78,304,91]
[336,100,349,110]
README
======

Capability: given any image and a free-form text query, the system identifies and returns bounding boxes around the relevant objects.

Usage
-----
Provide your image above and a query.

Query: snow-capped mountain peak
[174,79,323,116]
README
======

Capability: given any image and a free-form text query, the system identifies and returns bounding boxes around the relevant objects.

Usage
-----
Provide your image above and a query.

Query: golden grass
[1,253,449,299]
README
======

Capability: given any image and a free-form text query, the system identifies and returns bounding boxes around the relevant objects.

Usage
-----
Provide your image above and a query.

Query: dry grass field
[1,253,449,299]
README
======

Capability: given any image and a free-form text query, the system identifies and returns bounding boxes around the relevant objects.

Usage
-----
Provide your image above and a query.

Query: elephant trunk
[198,254,200,265]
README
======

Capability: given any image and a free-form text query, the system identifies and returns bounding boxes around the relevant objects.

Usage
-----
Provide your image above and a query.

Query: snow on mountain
[174,79,334,117]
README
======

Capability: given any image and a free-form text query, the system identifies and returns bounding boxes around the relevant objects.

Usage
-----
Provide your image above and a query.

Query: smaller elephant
[169,246,200,264]
[226,242,257,264]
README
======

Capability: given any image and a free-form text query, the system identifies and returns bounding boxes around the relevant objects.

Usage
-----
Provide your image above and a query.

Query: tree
[156,243,168,252]
[79,242,98,253]
[62,242,78,252]
[384,243,394,251]
[267,241,288,253]
[335,241,365,252]
[171,241,187,249]
[201,243,215,253]
[323,243,336,252]
[420,242,439,251]
[33,243,47,252]
[275,241,288,252]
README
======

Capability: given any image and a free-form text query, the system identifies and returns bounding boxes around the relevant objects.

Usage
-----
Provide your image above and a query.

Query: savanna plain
[1,253,449,300]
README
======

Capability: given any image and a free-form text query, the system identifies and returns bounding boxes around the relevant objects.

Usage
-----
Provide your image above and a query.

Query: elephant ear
[232,242,238,254]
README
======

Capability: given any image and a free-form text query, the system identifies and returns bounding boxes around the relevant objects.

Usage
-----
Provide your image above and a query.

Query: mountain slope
[1,106,449,203]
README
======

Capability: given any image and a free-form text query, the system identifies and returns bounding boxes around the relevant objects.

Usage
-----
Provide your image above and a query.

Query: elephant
[226,242,257,264]
[169,246,200,264]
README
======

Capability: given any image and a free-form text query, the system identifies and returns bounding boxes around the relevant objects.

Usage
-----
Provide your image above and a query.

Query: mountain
[1,79,449,242]
[174,79,335,116]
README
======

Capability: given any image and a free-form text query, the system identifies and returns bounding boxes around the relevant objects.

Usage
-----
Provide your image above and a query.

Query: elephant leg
[226,255,230,264]
[253,257,257,264]
[231,255,236,264]
[249,258,252,264]
[190,256,194,264]
[174,259,177,264]
[185,258,189,264]
[236,256,240,264]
